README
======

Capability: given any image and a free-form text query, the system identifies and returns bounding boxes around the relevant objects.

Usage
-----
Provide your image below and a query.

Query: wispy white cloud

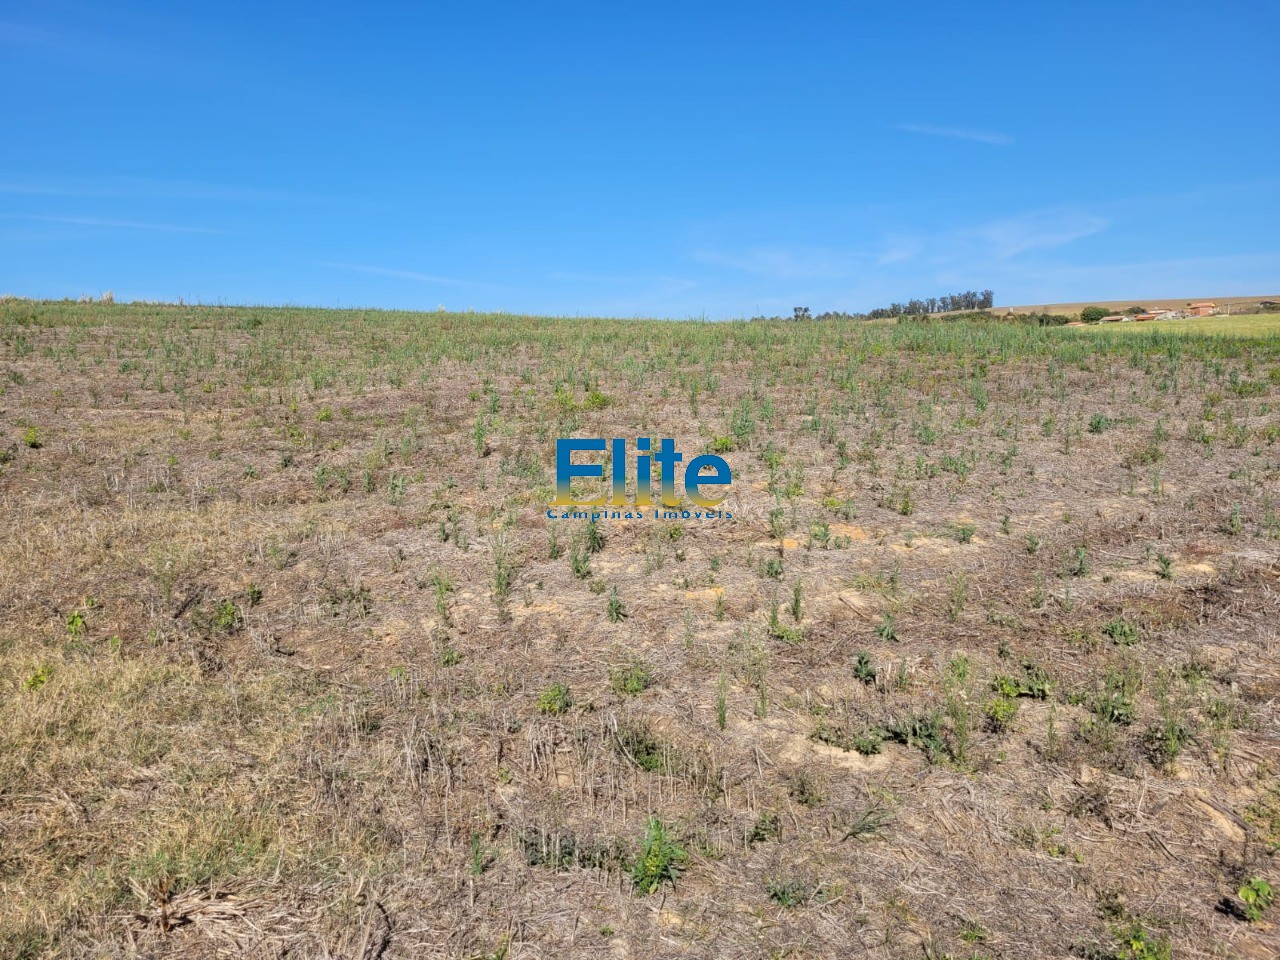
[0,174,319,204]
[861,208,1109,269]
[962,208,1109,260]
[4,214,221,233]
[692,244,871,280]
[0,15,216,75]
[983,252,1280,300]
[895,123,1012,146]
[0,20,63,50]
[323,262,472,285]
[549,271,697,292]
[681,206,1113,314]
[875,235,924,266]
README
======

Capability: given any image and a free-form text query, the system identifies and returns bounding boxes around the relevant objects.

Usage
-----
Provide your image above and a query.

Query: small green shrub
[709,436,735,453]
[614,720,673,772]
[65,610,87,639]
[767,601,803,643]
[1143,715,1190,771]
[469,832,492,875]
[610,661,653,696]
[1238,876,1274,922]
[1102,618,1139,646]
[23,665,54,692]
[1122,442,1164,468]
[1225,503,1244,536]
[876,613,898,643]
[992,662,1051,700]
[606,586,627,623]
[1244,787,1280,853]
[811,722,882,755]
[1112,923,1171,960]
[854,651,876,684]
[985,696,1018,732]
[896,488,914,516]
[766,877,831,907]
[584,518,606,554]
[214,600,240,631]
[537,683,572,716]
[1093,669,1138,726]
[1068,546,1089,577]
[1088,414,1116,434]
[788,771,823,807]
[629,818,687,895]
[884,713,946,763]
[853,729,884,755]
[748,811,781,844]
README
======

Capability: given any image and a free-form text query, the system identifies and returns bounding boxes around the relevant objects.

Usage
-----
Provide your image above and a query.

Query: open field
[1081,314,1280,338]
[2,301,1279,959]
[994,297,1279,316]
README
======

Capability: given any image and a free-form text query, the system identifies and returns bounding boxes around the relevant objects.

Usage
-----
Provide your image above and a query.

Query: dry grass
[1,301,1278,958]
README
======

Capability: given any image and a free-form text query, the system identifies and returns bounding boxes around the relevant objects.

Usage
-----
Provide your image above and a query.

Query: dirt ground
[1,301,1278,959]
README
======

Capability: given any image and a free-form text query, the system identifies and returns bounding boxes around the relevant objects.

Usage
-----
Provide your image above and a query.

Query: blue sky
[3,1,1277,317]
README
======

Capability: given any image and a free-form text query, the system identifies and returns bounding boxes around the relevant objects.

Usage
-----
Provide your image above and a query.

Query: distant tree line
[748,290,996,323]
[864,289,994,319]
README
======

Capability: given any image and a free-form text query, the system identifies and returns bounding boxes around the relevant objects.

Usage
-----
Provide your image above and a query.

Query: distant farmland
[1,301,1278,959]
[1081,312,1280,336]
[994,295,1280,316]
